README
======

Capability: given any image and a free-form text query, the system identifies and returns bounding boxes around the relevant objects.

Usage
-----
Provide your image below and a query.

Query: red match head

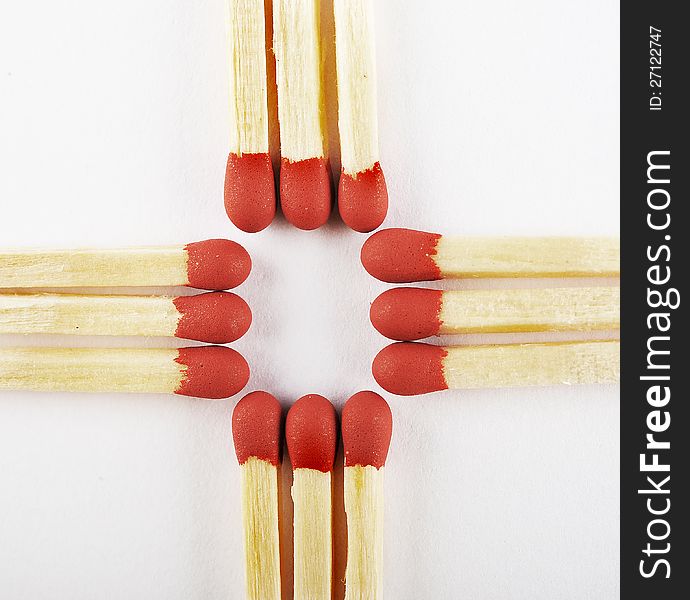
[224,152,276,233]
[370,287,442,341]
[175,346,250,399]
[338,163,388,233]
[280,158,332,230]
[286,394,338,472]
[372,342,448,396]
[232,391,283,466]
[341,391,393,468]
[173,292,251,344]
[184,239,251,290]
[361,228,442,283]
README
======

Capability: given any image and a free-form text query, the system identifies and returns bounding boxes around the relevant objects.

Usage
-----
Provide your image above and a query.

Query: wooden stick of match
[224,0,276,233]
[333,0,388,232]
[232,392,283,600]
[370,287,620,340]
[373,340,620,395]
[286,394,338,600]
[0,346,249,399]
[0,292,251,344]
[342,391,392,600]
[273,0,332,230]
[362,228,620,282]
[0,239,251,290]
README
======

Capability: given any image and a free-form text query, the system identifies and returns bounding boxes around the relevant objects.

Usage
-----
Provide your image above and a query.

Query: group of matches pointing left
[225,0,387,233]
[233,390,393,600]
[0,240,253,399]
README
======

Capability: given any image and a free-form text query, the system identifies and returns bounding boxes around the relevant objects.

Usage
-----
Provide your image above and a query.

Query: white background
[0,1,620,598]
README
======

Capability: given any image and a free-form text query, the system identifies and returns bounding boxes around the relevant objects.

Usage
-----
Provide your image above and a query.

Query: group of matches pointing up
[225,0,387,233]
[233,390,393,600]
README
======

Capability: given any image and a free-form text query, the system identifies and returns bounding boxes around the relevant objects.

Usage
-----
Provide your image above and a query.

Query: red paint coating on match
[224,152,276,233]
[372,343,448,396]
[175,346,250,399]
[342,391,392,468]
[280,157,332,230]
[184,239,251,290]
[338,162,388,233]
[232,391,283,466]
[370,288,442,341]
[361,228,442,283]
[286,394,337,472]
[173,292,251,344]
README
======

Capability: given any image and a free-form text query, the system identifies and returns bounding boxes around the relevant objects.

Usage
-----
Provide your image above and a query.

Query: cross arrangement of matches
[0,239,252,399]
[286,394,338,599]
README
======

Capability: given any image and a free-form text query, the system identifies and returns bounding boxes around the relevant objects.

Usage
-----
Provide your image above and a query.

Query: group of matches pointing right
[233,390,392,600]
[225,0,386,233]
[363,228,621,396]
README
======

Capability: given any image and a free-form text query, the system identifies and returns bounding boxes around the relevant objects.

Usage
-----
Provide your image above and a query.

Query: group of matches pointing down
[0,240,253,399]
[363,228,621,396]
[225,0,386,232]
[233,390,392,600]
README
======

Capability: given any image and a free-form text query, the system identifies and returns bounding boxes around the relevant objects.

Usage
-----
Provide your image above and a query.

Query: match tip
[224,152,276,233]
[338,163,388,233]
[232,391,282,466]
[286,394,338,472]
[342,391,392,468]
[185,239,251,290]
[174,292,251,344]
[280,157,332,230]
[175,346,250,399]
[361,228,442,283]
[370,288,442,341]
[373,343,448,396]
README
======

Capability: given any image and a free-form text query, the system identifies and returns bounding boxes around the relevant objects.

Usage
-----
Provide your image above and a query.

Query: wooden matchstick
[373,340,620,395]
[274,0,332,230]
[342,391,392,600]
[0,291,252,344]
[232,391,283,600]
[286,394,338,600]
[361,228,620,282]
[224,0,277,233]
[0,346,250,399]
[370,287,620,340]
[0,239,251,290]
[333,0,388,232]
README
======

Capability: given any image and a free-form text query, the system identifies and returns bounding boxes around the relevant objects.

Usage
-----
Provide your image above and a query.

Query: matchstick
[372,340,620,395]
[342,391,392,600]
[224,0,276,233]
[274,0,332,230]
[286,394,338,600]
[232,391,283,600]
[370,287,620,340]
[361,228,620,282]
[0,346,250,399]
[333,0,388,232]
[0,291,252,344]
[0,239,251,290]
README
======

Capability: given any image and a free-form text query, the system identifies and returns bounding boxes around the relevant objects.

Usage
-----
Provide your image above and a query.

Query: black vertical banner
[620,2,688,598]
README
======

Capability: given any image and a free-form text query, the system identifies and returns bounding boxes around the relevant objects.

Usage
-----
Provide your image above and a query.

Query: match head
[184,239,251,290]
[224,152,276,233]
[175,346,250,399]
[361,228,442,283]
[372,343,448,396]
[338,163,388,233]
[280,158,332,230]
[286,394,338,472]
[232,391,283,466]
[342,391,392,468]
[173,292,251,344]
[370,288,442,341]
